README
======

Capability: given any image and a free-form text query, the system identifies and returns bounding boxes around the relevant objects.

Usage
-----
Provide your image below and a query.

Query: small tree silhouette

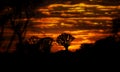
[38,37,53,53]
[27,36,40,45]
[111,17,120,36]
[16,36,40,55]
[21,36,53,55]
[56,33,75,51]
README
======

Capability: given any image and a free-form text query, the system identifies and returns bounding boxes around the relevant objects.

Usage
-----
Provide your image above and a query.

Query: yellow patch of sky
[60,22,73,27]
[34,24,57,28]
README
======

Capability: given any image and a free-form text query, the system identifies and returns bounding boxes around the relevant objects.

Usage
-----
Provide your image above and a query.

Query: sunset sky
[0,0,120,52]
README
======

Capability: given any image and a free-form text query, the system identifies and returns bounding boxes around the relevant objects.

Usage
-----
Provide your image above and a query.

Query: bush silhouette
[38,37,54,53]
[111,17,120,36]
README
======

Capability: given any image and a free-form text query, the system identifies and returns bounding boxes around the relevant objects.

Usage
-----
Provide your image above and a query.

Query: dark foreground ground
[0,36,120,70]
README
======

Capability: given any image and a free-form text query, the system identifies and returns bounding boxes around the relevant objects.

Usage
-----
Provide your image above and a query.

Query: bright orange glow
[51,42,65,53]
[35,24,57,28]
[32,18,61,23]
[68,39,81,52]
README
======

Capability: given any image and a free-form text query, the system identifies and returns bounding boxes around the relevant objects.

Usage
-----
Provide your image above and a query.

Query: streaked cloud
[1,1,120,53]
[37,2,120,17]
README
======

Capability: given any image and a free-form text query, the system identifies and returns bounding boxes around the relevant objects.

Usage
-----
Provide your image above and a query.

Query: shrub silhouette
[111,17,120,36]
[16,36,40,56]
[38,37,54,53]
[56,33,75,51]
[16,36,53,56]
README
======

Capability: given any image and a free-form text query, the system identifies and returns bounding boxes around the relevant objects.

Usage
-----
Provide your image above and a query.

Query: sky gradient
[0,0,120,52]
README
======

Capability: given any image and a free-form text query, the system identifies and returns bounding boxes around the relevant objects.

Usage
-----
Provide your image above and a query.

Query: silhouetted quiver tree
[56,33,75,51]
[111,17,120,37]
[38,37,53,53]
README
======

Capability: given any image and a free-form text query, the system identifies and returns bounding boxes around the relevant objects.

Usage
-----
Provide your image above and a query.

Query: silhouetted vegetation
[16,36,40,56]
[0,0,36,53]
[56,33,75,51]
[111,17,120,36]
[15,36,54,57]
[38,37,54,53]
[0,1,120,70]
[0,18,119,69]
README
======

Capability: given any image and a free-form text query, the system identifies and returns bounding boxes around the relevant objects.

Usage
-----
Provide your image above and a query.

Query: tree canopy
[56,33,75,51]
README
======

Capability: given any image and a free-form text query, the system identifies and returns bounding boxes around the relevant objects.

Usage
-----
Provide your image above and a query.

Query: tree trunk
[7,32,16,52]
[64,44,69,51]
[0,24,4,47]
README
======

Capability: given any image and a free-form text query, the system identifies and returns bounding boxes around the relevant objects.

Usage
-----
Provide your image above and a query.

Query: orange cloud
[32,18,61,23]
